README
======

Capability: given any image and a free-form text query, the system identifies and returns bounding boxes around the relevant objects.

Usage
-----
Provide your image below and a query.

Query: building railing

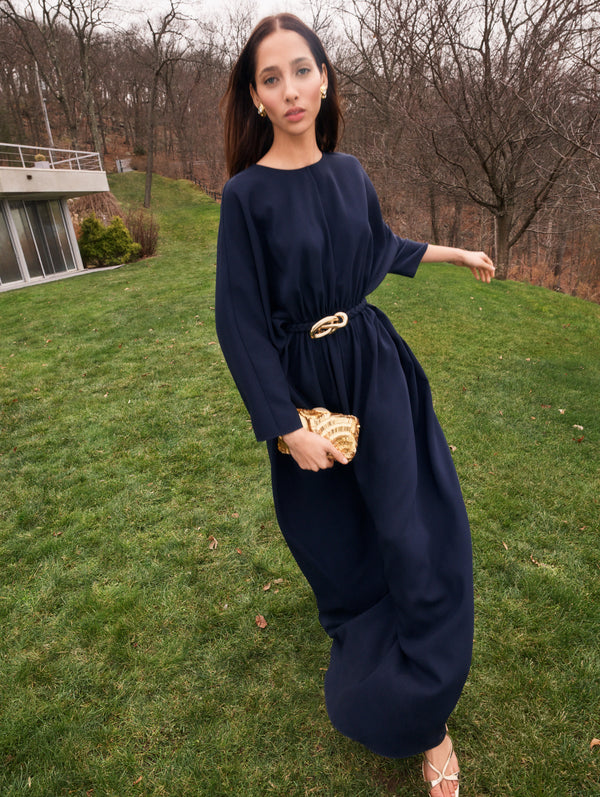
[0,142,103,171]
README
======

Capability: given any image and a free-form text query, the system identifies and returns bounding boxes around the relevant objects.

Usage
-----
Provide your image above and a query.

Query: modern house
[0,142,109,290]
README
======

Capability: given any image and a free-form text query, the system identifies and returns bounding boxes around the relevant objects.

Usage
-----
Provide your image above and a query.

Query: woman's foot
[422,732,460,797]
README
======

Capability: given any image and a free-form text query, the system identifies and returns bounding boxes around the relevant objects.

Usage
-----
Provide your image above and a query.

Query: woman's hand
[280,427,348,471]
[458,249,496,283]
[420,245,495,282]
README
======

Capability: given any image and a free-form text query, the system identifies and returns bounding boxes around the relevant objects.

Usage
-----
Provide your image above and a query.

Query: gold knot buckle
[309,312,349,339]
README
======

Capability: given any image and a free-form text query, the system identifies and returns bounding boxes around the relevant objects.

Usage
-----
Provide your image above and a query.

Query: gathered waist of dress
[284,298,369,335]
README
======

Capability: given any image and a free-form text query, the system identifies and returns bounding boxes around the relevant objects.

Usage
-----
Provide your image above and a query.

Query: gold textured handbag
[277,407,360,461]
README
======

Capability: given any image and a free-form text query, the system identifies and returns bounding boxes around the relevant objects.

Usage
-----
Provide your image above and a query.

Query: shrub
[78,214,142,267]
[124,208,160,258]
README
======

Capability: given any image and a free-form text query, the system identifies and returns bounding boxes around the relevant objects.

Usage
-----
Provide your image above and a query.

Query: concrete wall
[0,166,109,200]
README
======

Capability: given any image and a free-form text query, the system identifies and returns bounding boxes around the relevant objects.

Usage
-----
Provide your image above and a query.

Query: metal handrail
[0,142,102,171]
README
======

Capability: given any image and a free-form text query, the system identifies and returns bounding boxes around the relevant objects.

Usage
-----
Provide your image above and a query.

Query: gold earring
[320,85,327,100]
[257,103,267,118]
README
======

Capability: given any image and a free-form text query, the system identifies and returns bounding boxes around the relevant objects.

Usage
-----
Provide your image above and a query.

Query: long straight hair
[221,14,343,177]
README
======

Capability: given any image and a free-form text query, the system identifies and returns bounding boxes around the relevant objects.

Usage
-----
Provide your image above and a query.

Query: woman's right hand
[280,427,348,471]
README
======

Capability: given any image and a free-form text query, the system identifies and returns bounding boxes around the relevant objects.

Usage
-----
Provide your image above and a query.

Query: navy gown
[215,152,473,758]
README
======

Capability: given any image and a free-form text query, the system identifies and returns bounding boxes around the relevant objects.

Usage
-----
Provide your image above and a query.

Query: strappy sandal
[422,734,460,796]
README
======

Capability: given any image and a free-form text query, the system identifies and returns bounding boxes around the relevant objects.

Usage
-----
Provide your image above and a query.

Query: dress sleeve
[361,165,428,281]
[215,182,302,442]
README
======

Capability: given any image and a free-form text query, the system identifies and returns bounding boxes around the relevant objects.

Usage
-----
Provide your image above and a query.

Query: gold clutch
[277,407,360,461]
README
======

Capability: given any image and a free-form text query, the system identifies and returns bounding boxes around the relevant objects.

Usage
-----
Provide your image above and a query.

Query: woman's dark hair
[221,13,343,177]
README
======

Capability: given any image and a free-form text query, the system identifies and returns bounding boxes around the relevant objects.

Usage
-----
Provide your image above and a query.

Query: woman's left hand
[459,250,495,283]
[421,244,495,282]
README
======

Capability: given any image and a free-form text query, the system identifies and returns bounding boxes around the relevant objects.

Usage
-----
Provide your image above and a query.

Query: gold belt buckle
[310,311,349,339]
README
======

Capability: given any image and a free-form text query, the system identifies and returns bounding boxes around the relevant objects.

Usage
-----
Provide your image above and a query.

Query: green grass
[1,172,598,796]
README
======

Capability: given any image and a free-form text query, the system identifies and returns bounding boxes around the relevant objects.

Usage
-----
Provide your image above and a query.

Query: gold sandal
[422,734,460,796]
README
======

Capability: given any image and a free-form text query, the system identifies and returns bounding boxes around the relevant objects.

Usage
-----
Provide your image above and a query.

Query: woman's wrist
[281,426,305,444]
[423,244,465,266]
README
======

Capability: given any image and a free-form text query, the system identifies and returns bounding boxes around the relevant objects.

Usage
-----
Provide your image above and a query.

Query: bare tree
[338,0,600,278]
[513,9,600,164]
[130,2,189,207]
[61,0,112,161]
[413,0,598,277]
[0,0,81,146]
[334,0,429,219]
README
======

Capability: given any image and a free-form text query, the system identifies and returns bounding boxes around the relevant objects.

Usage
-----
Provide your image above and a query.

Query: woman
[215,13,494,797]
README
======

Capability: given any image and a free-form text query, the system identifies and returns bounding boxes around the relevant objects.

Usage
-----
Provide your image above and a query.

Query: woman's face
[250,28,327,143]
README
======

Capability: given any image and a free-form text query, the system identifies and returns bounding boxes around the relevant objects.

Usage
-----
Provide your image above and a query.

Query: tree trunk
[144,75,159,208]
[449,199,463,248]
[494,211,513,279]
[46,36,80,149]
[551,227,568,290]
[5,69,27,141]
[428,184,441,243]
[80,48,103,161]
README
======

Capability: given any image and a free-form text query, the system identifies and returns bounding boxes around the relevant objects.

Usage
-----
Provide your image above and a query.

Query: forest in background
[1,0,599,299]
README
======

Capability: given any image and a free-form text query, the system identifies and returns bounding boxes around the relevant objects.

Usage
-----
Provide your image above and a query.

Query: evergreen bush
[78,214,142,267]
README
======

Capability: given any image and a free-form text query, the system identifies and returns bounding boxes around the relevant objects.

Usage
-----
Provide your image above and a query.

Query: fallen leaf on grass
[255,615,267,629]
[502,541,509,550]
[530,554,540,566]
[273,578,283,584]
[449,444,457,453]
[236,548,242,554]
[573,436,585,443]
[573,424,584,431]
[208,535,218,550]
[590,738,600,751]
[263,583,271,591]
[133,775,143,785]
[559,409,566,414]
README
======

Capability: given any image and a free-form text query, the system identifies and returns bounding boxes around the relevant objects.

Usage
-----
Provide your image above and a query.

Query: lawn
[0,172,598,796]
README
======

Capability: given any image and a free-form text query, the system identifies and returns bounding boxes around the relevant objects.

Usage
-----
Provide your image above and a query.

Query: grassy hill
[0,172,598,796]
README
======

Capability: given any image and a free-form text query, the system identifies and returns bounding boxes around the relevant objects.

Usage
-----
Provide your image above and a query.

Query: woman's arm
[216,183,303,442]
[421,245,496,283]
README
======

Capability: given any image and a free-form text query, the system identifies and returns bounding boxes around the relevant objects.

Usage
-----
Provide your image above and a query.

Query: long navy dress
[215,152,473,758]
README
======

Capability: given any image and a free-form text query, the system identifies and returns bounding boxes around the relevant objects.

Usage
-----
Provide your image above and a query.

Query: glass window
[9,201,44,279]
[0,205,24,284]
[8,200,76,279]
[49,201,76,271]
[25,201,56,274]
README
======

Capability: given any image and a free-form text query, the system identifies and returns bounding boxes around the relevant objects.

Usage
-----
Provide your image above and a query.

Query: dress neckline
[251,152,326,173]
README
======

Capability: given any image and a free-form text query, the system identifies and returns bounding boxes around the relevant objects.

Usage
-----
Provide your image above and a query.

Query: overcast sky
[121,0,307,26]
